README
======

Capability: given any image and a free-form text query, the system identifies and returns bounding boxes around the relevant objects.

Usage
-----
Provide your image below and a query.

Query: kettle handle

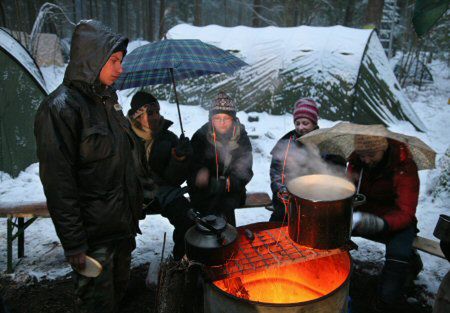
[187,209,224,238]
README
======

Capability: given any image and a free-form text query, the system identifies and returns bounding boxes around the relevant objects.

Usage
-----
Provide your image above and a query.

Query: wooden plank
[0,192,273,218]
[243,192,272,208]
[0,201,49,218]
[413,236,445,259]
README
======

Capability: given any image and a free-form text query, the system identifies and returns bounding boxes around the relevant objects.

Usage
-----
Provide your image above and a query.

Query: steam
[272,140,348,184]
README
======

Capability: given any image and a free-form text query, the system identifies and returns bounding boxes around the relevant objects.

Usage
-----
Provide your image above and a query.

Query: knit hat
[293,98,319,124]
[354,135,389,154]
[128,91,160,119]
[210,91,237,118]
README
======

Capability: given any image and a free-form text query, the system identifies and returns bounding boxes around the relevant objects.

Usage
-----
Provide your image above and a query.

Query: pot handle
[353,193,366,207]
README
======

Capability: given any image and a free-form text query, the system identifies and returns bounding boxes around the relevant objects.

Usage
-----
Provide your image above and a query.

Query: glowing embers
[213,252,351,304]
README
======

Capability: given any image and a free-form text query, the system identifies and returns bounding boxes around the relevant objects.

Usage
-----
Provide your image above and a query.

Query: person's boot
[377,259,410,306]
[404,249,423,291]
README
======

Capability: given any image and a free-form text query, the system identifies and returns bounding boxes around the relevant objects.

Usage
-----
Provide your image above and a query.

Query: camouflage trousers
[72,238,135,313]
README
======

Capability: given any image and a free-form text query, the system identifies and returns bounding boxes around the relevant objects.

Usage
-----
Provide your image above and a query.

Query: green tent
[148,24,425,131]
[412,0,449,37]
[0,28,48,177]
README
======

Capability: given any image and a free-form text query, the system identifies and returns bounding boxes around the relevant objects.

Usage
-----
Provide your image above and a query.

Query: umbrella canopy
[115,39,248,90]
[299,122,436,170]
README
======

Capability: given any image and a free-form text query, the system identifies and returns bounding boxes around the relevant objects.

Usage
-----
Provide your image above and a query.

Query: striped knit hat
[293,98,319,124]
[210,91,237,118]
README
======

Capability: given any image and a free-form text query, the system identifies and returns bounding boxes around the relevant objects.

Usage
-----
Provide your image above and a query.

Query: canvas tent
[151,24,425,131]
[0,28,48,176]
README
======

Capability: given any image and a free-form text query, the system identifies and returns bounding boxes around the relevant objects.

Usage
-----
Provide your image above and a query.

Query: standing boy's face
[99,51,124,86]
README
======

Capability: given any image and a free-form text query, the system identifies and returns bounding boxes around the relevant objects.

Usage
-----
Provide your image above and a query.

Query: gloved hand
[209,177,227,194]
[277,185,290,203]
[175,135,193,158]
[352,212,386,236]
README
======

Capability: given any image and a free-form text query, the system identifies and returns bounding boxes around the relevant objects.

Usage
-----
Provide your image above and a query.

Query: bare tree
[149,0,155,40]
[252,0,261,27]
[343,0,356,26]
[194,0,202,26]
[364,0,385,28]
[0,0,6,27]
[159,0,166,39]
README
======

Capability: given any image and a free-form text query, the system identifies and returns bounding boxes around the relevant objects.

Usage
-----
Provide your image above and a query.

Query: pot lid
[196,215,227,233]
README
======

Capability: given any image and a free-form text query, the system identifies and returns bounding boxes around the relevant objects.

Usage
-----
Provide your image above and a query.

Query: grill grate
[206,223,348,281]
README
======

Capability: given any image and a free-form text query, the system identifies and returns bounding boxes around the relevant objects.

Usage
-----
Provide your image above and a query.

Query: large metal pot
[287,174,356,249]
[185,211,238,266]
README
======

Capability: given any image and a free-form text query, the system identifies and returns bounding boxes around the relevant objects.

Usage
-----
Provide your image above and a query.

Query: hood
[64,20,128,85]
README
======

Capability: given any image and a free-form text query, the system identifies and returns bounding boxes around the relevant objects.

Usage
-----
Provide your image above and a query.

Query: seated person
[187,92,253,226]
[348,135,423,311]
[269,98,345,222]
[128,91,194,260]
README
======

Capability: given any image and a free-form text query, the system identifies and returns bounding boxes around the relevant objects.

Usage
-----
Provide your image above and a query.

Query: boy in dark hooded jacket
[188,92,253,226]
[35,20,142,313]
[127,91,194,260]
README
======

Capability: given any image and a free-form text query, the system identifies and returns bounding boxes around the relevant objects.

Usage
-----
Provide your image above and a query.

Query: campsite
[0,1,449,313]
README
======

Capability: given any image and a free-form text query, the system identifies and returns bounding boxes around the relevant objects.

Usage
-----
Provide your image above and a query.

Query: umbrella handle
[169,68,184,135]
[356,168,363,194]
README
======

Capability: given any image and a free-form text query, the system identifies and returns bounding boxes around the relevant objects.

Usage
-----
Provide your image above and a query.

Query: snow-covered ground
[1,47,449,305]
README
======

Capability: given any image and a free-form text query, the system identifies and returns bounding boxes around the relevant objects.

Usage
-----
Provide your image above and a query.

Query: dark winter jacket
[188,121,253,214]
[34,20,143,256]
[132,117,190,209]
[347,140,420,233]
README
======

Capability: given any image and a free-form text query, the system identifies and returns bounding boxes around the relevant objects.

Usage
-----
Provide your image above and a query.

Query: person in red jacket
[348,135,423,311]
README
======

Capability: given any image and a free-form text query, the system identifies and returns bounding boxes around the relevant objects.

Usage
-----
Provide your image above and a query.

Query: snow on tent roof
[0,28,48,176]
[158,24,425,131]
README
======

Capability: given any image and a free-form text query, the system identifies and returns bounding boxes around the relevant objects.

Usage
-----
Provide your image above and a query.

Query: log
[413,236,445,259]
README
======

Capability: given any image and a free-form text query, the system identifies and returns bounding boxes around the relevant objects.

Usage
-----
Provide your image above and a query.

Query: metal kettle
[185,210,238,266]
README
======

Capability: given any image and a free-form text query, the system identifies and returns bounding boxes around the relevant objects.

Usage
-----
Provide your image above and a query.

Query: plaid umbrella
[299,122,436,170]
[115,39,248,133]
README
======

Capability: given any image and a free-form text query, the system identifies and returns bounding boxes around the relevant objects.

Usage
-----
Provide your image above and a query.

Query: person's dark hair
[128,91,160,119]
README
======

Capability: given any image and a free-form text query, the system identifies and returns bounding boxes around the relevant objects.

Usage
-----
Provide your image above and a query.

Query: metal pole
[7,217,13,273]
[169,68,184,135]
[18,217,24,258]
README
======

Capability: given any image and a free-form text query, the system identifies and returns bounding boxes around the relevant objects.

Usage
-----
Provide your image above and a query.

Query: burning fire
[213,252,350,304]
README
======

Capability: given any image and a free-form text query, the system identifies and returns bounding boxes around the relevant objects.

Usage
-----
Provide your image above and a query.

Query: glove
[277,185,290,203]
[174,135,193,158]
[352,212,386,236]
[209,177,227,194]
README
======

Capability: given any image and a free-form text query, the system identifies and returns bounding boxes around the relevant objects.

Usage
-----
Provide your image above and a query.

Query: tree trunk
[0,0,6,28]
[343,0,356,26]
[159,0,166,39]
[148,0,155,41]
[223,0,227,26]
[364,0,385,29]
[252,0,261,27]
[194,0,202,26]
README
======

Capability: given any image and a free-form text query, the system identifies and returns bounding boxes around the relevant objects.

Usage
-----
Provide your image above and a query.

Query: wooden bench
[0,192,273,273]
[3,194,445,273]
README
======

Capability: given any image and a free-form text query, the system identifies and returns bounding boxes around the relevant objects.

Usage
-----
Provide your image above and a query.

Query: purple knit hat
[293,98,319,124]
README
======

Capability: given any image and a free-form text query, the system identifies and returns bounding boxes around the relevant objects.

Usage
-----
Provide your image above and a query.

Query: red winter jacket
[347,140,420,233]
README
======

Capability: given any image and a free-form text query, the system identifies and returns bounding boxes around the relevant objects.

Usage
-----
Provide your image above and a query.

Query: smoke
[273,140,348,184]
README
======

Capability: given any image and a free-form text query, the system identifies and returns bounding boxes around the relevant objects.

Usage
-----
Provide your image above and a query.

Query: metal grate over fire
[205,223,351,281]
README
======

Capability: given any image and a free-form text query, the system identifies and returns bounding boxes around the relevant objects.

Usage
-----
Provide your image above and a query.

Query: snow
[166,24,425,131]
[0,28,47,93]
[0,41,449,306]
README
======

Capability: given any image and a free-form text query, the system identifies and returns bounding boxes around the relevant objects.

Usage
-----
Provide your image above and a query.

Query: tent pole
[169,68,184,135]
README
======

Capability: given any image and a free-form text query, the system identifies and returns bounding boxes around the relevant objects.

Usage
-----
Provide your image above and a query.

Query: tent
[149,24,425,131]
[0,28,48,176]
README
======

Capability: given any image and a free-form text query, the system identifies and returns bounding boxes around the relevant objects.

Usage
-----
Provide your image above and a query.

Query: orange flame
[213,252,351,304]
